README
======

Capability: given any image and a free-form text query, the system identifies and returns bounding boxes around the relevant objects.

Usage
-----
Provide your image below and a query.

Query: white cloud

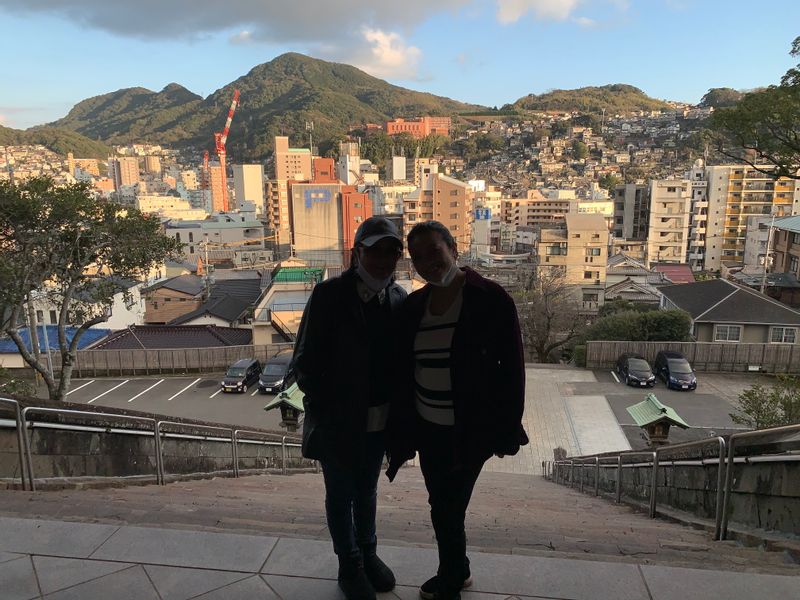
[573,16,596,27]
[355,29,422,79]
[496,0,582,24]
[229,30,253,45]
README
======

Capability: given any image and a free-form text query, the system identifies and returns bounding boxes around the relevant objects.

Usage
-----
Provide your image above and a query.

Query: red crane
[212,88,240,212]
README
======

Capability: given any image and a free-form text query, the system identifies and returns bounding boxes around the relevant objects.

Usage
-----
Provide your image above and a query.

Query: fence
[586,340,800,373]
[71,343,294,378]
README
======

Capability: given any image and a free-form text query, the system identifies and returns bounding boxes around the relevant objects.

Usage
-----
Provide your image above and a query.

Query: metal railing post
[281,435,287,475]
[231,429,239,478]
[154,420,164,485]
[720,435,737,540]
[714,438,727,541]
[569,460,575,488]
[616,455,622,503]
[579,459,585,493]
[649,451,659,518]
[594,457,600,497]
[0,398,28,491]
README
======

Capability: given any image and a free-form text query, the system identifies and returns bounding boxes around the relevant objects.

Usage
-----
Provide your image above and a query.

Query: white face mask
[357,263,392,293]
[426,263,459,288]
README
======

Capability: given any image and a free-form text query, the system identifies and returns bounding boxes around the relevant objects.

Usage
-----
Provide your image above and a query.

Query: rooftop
[0,326,111,354]
[89,324,252,350]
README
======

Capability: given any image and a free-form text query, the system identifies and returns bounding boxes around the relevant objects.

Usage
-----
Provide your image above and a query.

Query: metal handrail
[233,429,293,477]
[0,398,27,490]
[156,420,236,484]
[552,425,800,542]
[21,406,159,492]
[720,423,800,540]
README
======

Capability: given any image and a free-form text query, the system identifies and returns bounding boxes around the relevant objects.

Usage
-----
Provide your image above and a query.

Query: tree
[515,267,584,362]
[597,299,653,317]
[571,140,588,160]
[699,88,744,109]
[0,177,180,401]
[710,36,800,179]
[730,376,800,429]
[598,173,623,191]
[583,309,691,342]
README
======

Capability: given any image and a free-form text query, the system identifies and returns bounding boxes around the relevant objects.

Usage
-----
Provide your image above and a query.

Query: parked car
[654,350,697,391]
[616,353,656,387]
[221,358,262,393]
[259,349,295,394]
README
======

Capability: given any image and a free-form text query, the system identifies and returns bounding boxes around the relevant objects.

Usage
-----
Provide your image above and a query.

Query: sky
[0,0,798,129]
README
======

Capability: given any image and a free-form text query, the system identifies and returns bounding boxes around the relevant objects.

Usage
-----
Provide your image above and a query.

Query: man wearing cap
[292,216,407,600]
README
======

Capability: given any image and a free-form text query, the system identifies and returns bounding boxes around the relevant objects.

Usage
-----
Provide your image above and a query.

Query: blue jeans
[320,431,386,565]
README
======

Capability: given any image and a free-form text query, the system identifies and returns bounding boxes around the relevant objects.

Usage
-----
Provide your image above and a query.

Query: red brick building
[385,116,451,139]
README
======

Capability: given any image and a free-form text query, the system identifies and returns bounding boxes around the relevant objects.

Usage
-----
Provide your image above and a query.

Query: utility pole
[760,211,777,294]
[305,121,314,155]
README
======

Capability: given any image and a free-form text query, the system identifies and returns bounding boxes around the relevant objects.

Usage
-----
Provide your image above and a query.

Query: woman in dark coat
[387,220,528,600]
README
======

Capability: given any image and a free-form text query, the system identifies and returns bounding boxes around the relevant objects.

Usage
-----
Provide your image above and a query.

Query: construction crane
[211,88,240,212]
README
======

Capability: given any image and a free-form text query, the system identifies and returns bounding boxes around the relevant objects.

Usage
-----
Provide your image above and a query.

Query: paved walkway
[483,367,629,475]
[2,514,799,600]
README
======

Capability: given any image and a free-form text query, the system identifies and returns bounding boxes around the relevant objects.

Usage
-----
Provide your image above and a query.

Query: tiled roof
[772,215,800,234]
[0,327,111,353]
[651,263,695,284]
[90,325,252,349]
[660,279,800,325]
[627,394,689,428]
[143,274,205,296]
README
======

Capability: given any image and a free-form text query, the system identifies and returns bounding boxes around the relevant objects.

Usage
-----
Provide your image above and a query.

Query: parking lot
[589,369,758,447]
[42,374,285,430]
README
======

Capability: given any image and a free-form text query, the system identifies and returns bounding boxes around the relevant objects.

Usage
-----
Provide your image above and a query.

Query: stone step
[0,468,796,575]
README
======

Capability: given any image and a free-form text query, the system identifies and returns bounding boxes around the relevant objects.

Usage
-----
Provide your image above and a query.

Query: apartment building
[108,156,139,191]
[502,189,576,230]
[537,213,609,311]
[274,136,312,181]
[232,164,265,212]
[646,179,692,266]
[704,165,800,271]
[402,173,473,250]
[771,215,800,279]
[611,183,649,240]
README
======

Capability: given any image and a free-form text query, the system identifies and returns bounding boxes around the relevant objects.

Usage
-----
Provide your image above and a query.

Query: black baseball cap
[354,216,403,248]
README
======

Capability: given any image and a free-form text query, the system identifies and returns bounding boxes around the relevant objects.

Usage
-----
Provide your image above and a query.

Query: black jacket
[292,267,407,464]
[386,267,528,480]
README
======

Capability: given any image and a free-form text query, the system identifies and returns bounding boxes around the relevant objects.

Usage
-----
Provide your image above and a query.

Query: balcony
[693,201,708,208]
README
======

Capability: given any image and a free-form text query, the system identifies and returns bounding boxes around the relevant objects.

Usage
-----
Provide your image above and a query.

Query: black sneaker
[338,566,376,600]
[419,574,473,600]
[363,553,396,592]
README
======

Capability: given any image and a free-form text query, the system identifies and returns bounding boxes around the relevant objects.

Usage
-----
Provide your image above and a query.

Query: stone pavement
[483,367,629,476]
[1,470,796,573]
[2,514,799,600]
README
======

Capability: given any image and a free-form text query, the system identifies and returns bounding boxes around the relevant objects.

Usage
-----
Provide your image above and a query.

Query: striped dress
[413,290,463,426]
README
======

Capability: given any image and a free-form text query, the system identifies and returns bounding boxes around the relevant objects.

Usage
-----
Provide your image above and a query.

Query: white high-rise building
[233,164,265,213]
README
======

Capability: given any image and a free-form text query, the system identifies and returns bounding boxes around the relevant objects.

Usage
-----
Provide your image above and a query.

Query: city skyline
[0,0,799,129]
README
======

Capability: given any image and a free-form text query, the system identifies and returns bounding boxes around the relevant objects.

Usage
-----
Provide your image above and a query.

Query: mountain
[0,124,111,159]
[46,53,485,161]
[44,83,203,146]
[508,84,672,115]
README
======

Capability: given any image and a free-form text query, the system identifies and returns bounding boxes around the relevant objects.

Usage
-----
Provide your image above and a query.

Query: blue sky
[0,0,798,129]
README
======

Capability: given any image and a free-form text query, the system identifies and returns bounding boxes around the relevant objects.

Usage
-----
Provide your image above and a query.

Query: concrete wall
[556,459,800,536]
[0,425,310,487]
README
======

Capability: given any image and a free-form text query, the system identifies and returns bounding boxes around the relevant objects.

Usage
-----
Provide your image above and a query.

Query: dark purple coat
[386,267,528,480]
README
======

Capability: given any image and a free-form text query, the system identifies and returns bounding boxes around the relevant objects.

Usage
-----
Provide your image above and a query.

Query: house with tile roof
[88,325,252,350]
[659,279,800,344]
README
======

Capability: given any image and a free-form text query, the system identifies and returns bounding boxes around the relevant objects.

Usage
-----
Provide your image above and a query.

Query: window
[572,234,580,239]
[583,293,598,302]
[49,310,57,324]
[586,248,601,256]
[451,225,459,231]
[175,232,181,243]
[189,232,194,243]
[354,202,362,208]
[791,256,799,273]
[36,310,44,323]
[771,327,797,344]
[667,186,676,193]
[583,271,593,279]
[793,233,800,245]
[450,201,459,207]
[714,324,741,342]
[449,190,459,196]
